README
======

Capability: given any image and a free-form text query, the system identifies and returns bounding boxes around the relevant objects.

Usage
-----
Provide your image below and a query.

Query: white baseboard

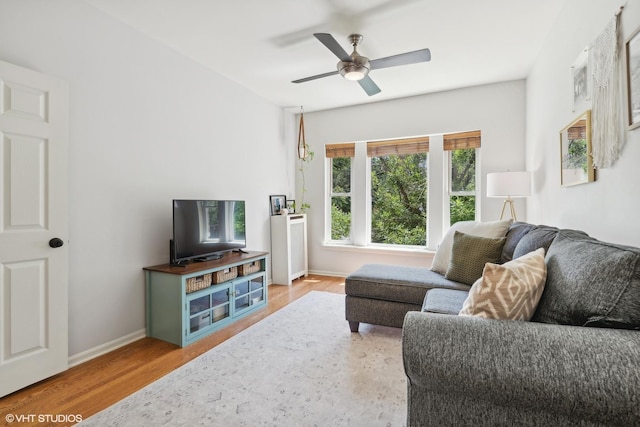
[308,269,347,278]
[68,328,147,368]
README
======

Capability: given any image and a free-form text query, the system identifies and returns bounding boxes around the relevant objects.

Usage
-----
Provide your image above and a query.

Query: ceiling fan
[292,33,431,96]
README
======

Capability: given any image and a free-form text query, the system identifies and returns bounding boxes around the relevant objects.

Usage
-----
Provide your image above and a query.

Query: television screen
[172,200,246,262]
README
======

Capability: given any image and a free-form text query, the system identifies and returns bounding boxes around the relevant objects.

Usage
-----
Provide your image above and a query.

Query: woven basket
[212,266,238,284]
[186,273,212,293]
[238,261,261,276]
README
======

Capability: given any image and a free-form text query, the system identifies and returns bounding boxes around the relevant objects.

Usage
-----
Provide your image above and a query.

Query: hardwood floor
[0,275,346,427]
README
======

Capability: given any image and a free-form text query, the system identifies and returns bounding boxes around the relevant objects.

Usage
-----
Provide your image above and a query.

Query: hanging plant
[297,107,314,212]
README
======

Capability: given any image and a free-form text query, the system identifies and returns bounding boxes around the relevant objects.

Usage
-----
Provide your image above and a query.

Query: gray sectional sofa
[344,221,640,426]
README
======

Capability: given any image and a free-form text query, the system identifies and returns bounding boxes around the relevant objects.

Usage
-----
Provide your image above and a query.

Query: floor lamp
[487,172,531,220]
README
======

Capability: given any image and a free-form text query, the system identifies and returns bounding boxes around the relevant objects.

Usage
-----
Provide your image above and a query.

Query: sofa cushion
[431,219,512,274]
[501,222,536,263]
[532,230,640,329]
[345,264,470,306]
[422,288,469,314]
[459,248,547,320]
[445,231,506,285]
[512,225,561,259]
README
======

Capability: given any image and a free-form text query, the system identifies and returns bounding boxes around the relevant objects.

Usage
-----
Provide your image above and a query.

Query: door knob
[49,238,64,248]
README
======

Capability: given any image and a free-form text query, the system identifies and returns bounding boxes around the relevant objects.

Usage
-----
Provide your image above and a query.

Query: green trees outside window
[331,157,351,240]
[371,153,427,245]
[449,148,476,225]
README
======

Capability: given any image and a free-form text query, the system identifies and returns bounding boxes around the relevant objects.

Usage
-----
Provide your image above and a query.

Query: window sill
[321,242,435,257]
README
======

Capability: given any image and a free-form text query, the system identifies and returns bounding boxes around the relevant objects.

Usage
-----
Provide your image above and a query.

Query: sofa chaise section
[345,263,469,331]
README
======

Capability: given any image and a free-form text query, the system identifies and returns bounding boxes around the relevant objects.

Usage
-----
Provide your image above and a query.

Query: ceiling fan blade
[292,70,339,84]
[358,76,381,96]
[369,48,431,70]
[314,33,352,62]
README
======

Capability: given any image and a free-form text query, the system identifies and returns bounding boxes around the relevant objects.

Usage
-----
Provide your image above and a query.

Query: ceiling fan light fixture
[339,63,369,80]
[338,55,370,81]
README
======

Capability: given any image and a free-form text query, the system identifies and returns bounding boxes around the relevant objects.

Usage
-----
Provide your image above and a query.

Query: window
[444,131,480,225]
[326,143,354,241]
[369,138,429,246]
[325,131,480,249]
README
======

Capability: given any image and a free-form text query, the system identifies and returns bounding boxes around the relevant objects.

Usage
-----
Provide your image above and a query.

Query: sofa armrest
[402,312,640,425]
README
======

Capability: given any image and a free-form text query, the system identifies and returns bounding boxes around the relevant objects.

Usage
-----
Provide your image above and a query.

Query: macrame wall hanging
[296,106,313,212]
[591,11,625,168]
[297,106,309,160]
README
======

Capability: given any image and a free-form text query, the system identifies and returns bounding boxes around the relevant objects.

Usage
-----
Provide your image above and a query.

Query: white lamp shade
[487,171,531,198]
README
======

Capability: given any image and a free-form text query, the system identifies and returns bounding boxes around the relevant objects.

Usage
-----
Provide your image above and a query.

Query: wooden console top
[143,251,268,275]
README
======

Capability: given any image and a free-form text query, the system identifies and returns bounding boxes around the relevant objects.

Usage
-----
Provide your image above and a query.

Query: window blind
[443,130,481,150]
[366,136,429,157]
[325,142,355,158]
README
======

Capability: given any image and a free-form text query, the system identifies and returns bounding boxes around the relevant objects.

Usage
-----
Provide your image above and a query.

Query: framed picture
[286,199,295,213]
[269,195,286,215]
[625,25,640,130]
[571,47,591,112]
[560,110,595,187]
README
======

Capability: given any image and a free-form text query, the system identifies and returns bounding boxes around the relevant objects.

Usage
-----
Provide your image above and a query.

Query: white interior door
[0,60,69,397]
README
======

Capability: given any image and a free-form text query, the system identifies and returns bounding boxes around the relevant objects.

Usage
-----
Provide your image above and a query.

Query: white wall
[0,0,295,358]
[526,0,640,247]
[299,80,526,276]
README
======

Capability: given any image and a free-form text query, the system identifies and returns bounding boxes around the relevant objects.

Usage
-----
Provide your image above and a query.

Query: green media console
[144,251,269,347]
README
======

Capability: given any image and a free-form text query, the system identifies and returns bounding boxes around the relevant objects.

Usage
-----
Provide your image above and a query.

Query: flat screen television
[172,199,246,263]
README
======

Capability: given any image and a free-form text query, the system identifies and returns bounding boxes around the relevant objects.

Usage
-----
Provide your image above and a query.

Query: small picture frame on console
[286,199,295,214]
[269,195,286,215]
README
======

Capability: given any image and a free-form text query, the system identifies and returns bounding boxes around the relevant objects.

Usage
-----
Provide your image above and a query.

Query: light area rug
[80,291,406,426]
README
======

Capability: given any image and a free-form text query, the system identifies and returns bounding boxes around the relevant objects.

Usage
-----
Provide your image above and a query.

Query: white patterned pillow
[431,219,512,274]
[459,248,547,321]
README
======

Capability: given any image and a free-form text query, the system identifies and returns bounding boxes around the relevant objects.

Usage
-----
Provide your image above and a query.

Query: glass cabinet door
[211,288,230,323]
[188,286,231,335]
[234,279,250,311]
[249,275,264,305]
[234,274,265,313]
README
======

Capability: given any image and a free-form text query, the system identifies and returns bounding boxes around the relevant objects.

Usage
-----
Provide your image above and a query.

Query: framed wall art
[625,25,640,130]
[571,47,591,113]
[560,110,595,187]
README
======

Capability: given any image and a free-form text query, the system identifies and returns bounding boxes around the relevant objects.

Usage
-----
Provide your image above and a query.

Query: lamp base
[499,198,518,221]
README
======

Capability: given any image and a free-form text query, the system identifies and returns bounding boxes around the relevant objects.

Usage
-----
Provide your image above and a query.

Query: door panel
[4,133,47,229]
[1,78,48,122]
[4,260,47,357]
[0,60,68,397]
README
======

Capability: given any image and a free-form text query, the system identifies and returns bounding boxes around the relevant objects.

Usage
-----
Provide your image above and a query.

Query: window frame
[324,131,481,251]
[325,142,356,244]
[328,156,354,244]
[445,147,480,227]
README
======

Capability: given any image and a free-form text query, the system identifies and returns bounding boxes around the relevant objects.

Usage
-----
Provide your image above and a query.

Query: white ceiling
[82,0,567,112]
